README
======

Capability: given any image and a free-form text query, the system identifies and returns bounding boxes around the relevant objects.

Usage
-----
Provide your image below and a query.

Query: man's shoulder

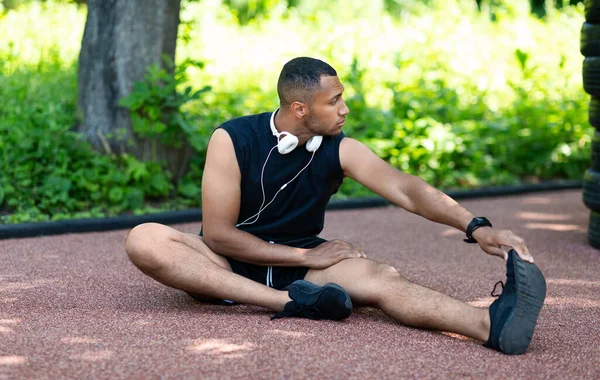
[216,112,271,151]
[220,112,271,132]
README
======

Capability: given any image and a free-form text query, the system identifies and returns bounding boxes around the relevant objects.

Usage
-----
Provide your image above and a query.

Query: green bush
[0,57,180,223]
[0,0,593,223]
[119,57,211,155]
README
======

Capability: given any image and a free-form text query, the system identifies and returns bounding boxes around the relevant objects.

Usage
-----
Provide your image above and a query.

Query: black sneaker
[484,249,547,355]
[270,280,352,321]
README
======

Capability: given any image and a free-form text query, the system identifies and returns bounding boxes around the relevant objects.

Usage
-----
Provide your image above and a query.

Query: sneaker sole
[321,283,353,320]
[498,250,547,355]
[292,281,352,321]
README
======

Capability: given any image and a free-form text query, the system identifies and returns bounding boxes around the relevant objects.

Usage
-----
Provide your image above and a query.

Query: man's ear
[290,101,307,119]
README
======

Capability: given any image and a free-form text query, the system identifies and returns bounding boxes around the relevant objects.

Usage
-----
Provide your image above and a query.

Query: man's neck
[273,109,312,144]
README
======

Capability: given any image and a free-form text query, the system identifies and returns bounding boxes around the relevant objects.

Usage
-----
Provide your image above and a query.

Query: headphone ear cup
[306,135,323,152]
[277,134,299,154]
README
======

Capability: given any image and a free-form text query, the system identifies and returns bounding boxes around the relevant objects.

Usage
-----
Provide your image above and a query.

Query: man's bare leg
[304,258,490,342]
[125,223,290,311]
[126,224,489,339]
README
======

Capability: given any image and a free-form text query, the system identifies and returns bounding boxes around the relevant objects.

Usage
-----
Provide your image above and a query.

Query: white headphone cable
[236,148,316,227]
[236,145,277,227]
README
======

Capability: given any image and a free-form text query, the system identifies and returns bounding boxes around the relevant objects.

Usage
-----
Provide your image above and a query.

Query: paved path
[1,190,599,379]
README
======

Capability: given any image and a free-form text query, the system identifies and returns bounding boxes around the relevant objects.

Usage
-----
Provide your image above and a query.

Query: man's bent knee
[125,222,176,271]
[377,263,401,279]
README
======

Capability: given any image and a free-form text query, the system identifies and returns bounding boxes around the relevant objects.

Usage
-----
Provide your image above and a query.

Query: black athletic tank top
[204,111,345,243]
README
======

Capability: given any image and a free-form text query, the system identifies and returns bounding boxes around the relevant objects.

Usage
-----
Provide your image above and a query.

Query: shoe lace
[490,281,504,297]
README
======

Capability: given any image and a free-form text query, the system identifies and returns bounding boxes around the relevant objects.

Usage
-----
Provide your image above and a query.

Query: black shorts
[226,236,327,290]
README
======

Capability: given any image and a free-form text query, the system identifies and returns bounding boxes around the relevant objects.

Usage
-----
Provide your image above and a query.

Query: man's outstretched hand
[302,239,367,269]
[472,227,534,263]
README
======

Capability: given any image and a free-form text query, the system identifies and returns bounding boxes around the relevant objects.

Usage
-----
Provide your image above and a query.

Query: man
[125,57,546,355]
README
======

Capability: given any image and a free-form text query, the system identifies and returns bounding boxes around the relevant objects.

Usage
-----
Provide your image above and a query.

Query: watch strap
[464,217,492,243]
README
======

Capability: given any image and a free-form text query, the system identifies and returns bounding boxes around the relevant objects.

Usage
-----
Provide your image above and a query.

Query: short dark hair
[277,57,337,106]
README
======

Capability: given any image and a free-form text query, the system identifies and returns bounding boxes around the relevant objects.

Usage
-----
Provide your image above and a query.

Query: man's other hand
[302,239,367,269]
[472,227,534,263]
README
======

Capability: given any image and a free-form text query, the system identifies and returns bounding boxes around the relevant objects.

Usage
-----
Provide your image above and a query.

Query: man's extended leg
[304,258,491,342]
[125,223,290,311]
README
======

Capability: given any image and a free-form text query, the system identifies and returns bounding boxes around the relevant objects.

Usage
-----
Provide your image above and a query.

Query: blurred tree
[77,0,191,180]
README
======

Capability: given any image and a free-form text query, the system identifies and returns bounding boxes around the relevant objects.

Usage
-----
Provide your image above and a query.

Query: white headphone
[269,108,323,154]
[235,109,322,228]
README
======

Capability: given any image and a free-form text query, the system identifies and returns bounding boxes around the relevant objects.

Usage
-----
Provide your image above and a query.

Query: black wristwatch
[464,217,492,243]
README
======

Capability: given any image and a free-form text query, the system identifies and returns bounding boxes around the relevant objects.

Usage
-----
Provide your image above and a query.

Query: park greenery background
[0,0,593,224]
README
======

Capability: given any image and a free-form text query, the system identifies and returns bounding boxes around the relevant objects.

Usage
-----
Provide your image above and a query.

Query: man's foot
[485,249,547,355]
[270,280,352,321]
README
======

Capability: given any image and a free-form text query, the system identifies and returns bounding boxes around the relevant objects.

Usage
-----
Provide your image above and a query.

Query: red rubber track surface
[1,190,599,379]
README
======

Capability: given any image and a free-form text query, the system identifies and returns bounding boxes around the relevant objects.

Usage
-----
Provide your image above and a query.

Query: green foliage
[222,0,286,25]
[119,57,211,156]
[0,52,177,223]
[338,50,591,193]
[0,0,593,223]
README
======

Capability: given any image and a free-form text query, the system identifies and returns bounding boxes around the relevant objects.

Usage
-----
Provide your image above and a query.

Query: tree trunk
[77,0,191,180]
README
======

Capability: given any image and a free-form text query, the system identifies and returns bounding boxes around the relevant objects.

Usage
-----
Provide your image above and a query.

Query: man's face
[304,75,350,136]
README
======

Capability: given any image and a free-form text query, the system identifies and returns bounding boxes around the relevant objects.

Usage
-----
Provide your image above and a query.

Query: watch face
[466,217,491,241]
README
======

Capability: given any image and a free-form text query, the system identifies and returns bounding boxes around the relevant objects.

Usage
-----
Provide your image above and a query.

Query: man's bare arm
[201,129,306,266]
[339,138,473,229]
[339,137,533,262]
